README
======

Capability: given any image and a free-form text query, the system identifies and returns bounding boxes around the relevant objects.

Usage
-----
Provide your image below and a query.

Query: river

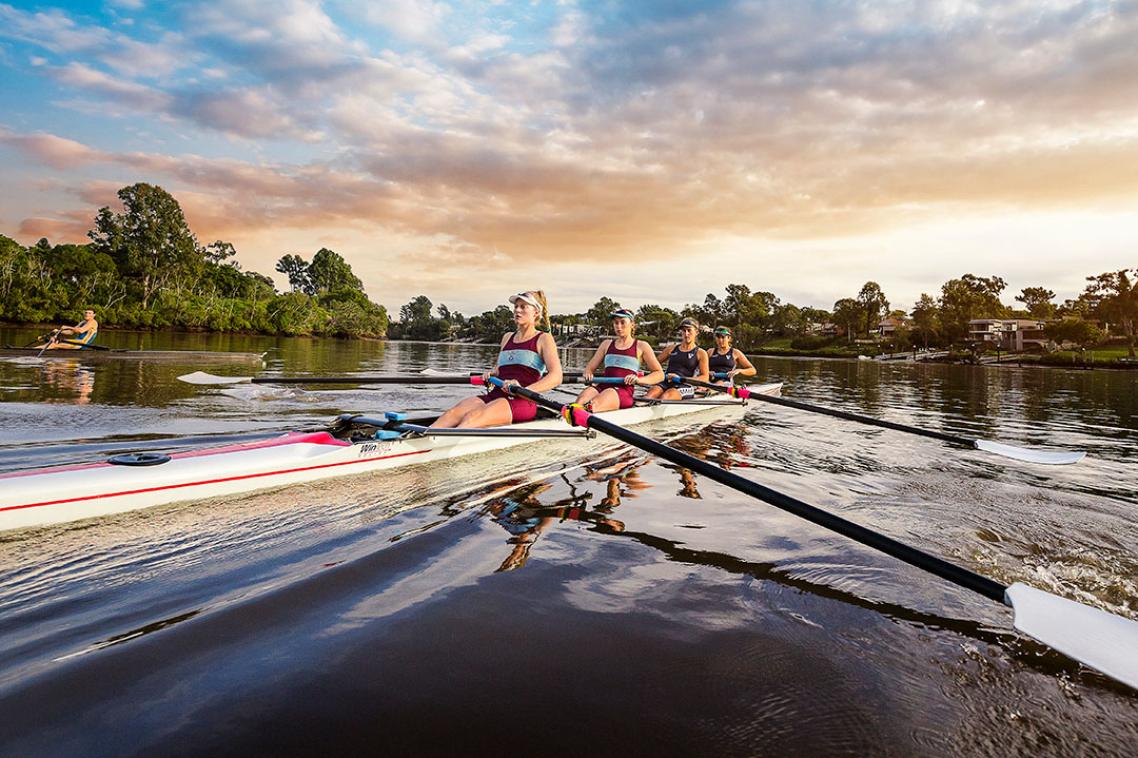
[0,328,1136,756]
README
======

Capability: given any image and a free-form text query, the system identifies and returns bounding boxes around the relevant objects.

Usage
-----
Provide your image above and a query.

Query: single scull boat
[0,383,781,532]
[0,346,267,363]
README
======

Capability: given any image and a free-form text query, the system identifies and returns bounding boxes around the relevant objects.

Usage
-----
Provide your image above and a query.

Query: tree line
[0,183,387,337]
[392,271,1137,357]
[2,182,1131,356]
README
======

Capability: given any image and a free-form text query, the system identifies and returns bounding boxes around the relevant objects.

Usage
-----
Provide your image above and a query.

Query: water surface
[0,328,1136,756]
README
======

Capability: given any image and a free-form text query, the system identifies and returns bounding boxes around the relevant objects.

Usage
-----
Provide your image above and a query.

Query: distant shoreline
[5,323,1133,370]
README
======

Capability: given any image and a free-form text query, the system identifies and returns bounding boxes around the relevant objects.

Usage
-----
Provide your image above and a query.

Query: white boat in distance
[0,383,781,533]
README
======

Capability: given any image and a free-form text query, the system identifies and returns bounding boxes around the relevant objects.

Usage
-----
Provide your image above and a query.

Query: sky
[1,0,1137,317]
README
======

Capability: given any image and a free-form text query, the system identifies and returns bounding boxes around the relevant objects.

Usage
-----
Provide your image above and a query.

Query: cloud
[170,88,324,141]
[50,62,171,110]
[347,0,452,43]
[0,3,186,77]
[0,4,110,52]
[0,129,105,169]
[4,1,1138,312]
[17,210,92,242]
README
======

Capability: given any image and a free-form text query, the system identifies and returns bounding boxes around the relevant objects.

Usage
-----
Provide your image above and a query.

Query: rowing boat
[0,383,782,532]
[0,346,267,363]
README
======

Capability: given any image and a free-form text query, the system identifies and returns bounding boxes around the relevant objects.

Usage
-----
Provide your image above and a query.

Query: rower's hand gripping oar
[177,371,586,386]
[691,374,1085,466]
[34,327,62,357]
[488,376,1138,691]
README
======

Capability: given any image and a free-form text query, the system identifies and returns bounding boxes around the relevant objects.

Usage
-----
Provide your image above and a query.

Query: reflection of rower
[34,309,99,350]
[676,468,701,499]
[41,362,96,405]
[485,483,624,572]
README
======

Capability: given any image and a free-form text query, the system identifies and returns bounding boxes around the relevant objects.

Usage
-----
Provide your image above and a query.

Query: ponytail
[529,290,551,332]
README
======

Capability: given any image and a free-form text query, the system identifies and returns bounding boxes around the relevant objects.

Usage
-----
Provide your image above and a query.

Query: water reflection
[39,361,95,405]
[486,478,626,573]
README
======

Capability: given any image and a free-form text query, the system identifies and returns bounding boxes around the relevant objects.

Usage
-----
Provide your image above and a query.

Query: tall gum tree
[88,183,201,310]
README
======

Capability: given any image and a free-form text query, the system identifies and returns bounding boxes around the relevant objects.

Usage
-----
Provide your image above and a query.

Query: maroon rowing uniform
[480,332,546,422]
[600,339,640,409]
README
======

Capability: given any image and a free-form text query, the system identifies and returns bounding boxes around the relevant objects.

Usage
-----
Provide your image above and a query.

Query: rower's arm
[734,349,757,376]
[527,333,564,393]
[582,341,608,380]
[655,343,674,365]
[483,333,511,380]
[637,341,665,386]
[695,349,710,383]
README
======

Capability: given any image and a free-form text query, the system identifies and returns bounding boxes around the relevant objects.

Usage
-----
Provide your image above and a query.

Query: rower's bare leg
[453,397,514,428]
[431,397,487,428]
[643,385,664,399]
[574,386,601,404]
[585,387,622,412]
[660,387,683,401]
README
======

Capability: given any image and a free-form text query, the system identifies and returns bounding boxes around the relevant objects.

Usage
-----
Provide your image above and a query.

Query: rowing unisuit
[666,344,700,377]
[430,290,564,429]
[481,331,546,421]
[602,338,640,409]
[707,347,735,374]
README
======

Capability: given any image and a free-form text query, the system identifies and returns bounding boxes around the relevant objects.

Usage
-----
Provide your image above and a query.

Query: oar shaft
[243,373,587,386]
[702,377,970,446]
[497,378,1007,603]
[750,393,968,445]
[248,375,483,385]
[587,413,1007,601]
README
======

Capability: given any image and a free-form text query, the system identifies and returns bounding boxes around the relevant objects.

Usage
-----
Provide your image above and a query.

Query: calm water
[0,328,1136,756]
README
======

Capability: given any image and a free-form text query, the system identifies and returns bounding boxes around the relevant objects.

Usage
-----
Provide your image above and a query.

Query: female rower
[644,317,709,401]
[431,291,563,428]
[707,325,756,384]
[575,308,664,412]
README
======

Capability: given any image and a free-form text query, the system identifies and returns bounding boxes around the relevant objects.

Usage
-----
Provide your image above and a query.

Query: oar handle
[489,376,1008,603]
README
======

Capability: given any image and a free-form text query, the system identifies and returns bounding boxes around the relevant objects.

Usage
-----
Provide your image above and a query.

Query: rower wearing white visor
[575,308,664,412]
[431,291,563,428]
[644,317,709,401]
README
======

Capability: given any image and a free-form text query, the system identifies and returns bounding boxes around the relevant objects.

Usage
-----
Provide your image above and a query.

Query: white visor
[508,292,542,314]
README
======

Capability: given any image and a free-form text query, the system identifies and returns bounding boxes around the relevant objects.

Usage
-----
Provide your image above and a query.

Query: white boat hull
[0,384,781,532]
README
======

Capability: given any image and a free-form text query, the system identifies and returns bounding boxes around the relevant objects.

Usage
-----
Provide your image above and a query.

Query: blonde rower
[576,308,664,412]
[432,291,563,428]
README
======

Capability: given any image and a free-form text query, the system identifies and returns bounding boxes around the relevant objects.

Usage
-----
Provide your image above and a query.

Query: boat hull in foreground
[0,383,781,532]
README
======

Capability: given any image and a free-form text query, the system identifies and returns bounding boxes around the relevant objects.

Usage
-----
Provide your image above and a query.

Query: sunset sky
[2,0,1137,317]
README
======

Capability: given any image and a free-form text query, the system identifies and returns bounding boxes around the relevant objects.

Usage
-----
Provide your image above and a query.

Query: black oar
[34,328,63,358]
[689,375,1084,465]
[487,376,1138,691]
[178,371,586,386]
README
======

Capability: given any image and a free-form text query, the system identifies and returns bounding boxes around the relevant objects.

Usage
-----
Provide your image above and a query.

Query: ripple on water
[0,349,1137,754]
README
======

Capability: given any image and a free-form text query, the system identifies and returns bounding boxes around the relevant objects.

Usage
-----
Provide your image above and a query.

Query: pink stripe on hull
[0,431,350,481]
[1,447,427,514]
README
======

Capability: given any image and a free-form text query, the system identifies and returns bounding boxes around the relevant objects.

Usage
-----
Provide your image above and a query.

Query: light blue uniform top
[498,349,547,374]
[603,353,639,373]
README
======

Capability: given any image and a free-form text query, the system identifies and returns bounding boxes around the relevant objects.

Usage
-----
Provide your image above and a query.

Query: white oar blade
[1006,582,1138,690]
[974,439,1086,465]
[176,371,252,385]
